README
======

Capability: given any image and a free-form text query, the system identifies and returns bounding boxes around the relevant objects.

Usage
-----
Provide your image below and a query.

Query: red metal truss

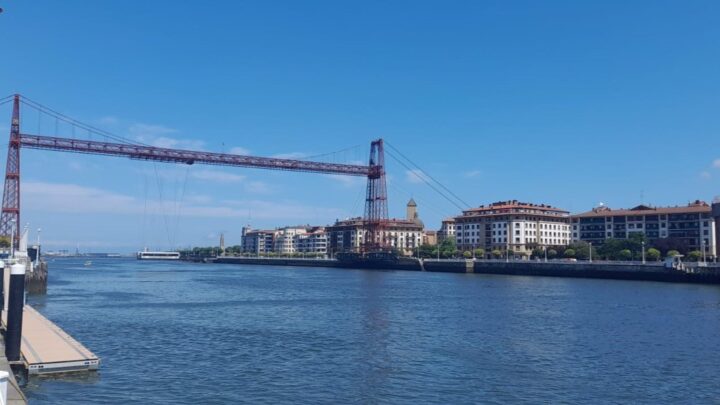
[0,95,21,243]
[362,139,389,251]
[18,134,370,177]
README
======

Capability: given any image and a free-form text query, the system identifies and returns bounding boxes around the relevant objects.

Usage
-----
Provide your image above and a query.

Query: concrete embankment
[212,257,720,285]
[26,261,47,295]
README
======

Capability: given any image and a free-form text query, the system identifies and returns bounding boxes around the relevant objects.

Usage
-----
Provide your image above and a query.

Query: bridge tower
[0,95,21,245]
[363,139,389,252]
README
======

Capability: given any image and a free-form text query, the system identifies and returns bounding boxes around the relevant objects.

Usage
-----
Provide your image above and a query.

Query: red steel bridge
[0,94,390,251]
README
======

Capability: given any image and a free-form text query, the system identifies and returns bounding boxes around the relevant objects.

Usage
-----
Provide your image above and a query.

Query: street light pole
[544,245,547,262]
[702,240,707,263]
[642,241,646,264]
[589,242,593,263]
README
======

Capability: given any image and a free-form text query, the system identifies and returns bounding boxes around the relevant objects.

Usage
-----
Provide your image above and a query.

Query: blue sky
[1,1,719,252]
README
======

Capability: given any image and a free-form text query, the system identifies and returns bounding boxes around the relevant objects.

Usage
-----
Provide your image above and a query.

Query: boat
[136,249,181,260]
[84,260,92,266]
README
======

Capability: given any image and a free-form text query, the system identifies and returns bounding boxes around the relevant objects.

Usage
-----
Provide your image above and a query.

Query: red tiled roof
[572,201,710,218]
[460,200,568,216]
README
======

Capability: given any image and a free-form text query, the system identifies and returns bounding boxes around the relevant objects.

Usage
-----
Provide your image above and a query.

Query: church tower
[406,198,418,221]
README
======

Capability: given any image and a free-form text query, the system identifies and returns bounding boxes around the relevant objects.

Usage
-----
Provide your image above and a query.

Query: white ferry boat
[136,249,181,260]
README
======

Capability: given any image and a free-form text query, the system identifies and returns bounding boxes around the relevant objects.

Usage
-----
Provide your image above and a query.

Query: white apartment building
[572,201,717,257]
[438,218,455,242]
[455,200,571,257]
[296,227,328,255]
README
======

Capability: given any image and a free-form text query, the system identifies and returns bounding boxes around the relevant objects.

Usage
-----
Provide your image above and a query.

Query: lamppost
[641,241,646,264]
[589,242,593,263]
[544,245,547,262]
[702,240,707,263]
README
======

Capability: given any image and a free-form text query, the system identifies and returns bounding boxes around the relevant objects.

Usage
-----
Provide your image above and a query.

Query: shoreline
[209,257,720,285]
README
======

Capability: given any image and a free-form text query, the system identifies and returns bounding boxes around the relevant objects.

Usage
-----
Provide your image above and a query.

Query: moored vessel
[136,248,180,260]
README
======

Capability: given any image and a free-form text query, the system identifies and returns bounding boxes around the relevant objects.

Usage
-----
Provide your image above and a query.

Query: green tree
[666,250,680,258]
[597,238,624,260]
[419,244,436,258]
[531,248,545,259]
[653,238,689,256]
[0,236,10,249]
[547,249,558,259]
[438,238,458,259]
[646,248,661,261]
[491,249,502,259]
[566,241,596,260]
[618,249,632,260]
[463,250,472,259]
[687,250,702,261]
[564,248,576,258]
[473,248,485,258]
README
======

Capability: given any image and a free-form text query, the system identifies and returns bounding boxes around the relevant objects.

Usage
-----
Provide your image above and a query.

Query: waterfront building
[273,226,309,254]
[242,225,328,256]
[327,199,425,256]
[241,229,275,254]
[455,200,571,257]
[571,200,717,257]
[438,218,455,242]
[423,230,438,246]
[295,227,328,255]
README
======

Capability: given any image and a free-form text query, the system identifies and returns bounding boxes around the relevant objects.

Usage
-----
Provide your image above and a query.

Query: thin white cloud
[245,181,272,194]
[184,194,213,204]
[713,159,720,169]
[325,174,364,188]
[464,170,482,178]
[700,171,712,180]
[22,181,345,221]
[191,169,246,183]
[129,123,205,150]
[97,116,119,126]
[129,123,176,138]
[68,161,84,171]
[229,146,250,155]
[23,182,137,214]
[272,152,307,159]
[405,169,428,184]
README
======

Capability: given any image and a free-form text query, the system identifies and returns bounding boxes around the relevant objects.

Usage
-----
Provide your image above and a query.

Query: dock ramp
[4,306,100,375]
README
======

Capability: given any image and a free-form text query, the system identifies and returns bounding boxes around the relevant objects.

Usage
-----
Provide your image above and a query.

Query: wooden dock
[2,306,100,375]
[2,264,100,375]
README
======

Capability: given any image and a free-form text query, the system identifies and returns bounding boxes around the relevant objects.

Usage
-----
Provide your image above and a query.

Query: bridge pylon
[362,139,389,252]
[0,94,21,246]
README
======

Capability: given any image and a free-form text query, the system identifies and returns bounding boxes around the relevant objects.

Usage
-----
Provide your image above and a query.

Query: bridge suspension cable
[18,96,148,146]
[384,150,468,213]
[385,141,471,211]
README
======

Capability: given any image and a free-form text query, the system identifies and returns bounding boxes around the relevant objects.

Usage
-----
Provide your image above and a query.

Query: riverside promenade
[212,257,720,285]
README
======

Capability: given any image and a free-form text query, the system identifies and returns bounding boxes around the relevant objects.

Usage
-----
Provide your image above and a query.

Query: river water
[22,258,720,404]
